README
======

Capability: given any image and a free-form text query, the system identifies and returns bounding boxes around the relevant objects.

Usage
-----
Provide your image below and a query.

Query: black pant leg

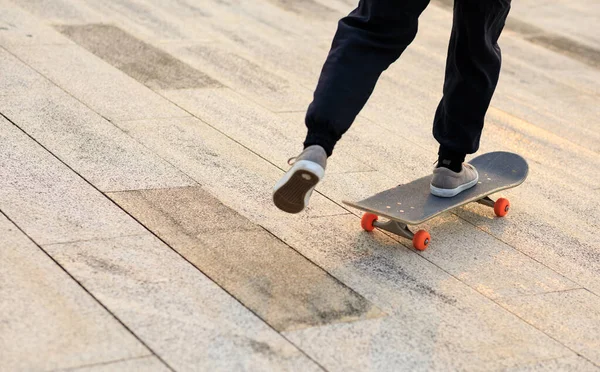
[305,0,430,156]
[433,0,511,155]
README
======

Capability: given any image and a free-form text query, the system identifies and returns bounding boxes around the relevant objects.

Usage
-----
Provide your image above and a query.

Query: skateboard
[343,151,528,251]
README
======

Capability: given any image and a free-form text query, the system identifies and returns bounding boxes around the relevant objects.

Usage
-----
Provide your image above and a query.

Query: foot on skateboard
[345,152,528,250]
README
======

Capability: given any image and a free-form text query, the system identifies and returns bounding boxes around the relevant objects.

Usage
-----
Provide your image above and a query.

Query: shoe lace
[287,157,297,165]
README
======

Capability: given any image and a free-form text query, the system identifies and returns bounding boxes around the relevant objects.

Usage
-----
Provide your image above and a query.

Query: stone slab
[57,24,221,90]
[504,355,599,372]
[44,233,322,372]
[115,116,345,218]
[0,0,73,46]
[107,186,260,235]
[161,88,372,174]
[161,43,312,112]
[0,47,54,96]
[0,213,149,371]
[0,88,196,192]
[7,43,189,121]
[498,289,600,366]
[0,116,146,244]
[65,357,169,372]
[108,187,383,332]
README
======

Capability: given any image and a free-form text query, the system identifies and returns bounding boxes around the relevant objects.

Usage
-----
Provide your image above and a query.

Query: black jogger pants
[304,0,511,157]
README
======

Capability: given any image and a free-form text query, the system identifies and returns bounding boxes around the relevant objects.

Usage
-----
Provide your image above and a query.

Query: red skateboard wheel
[361,213,378,232]
[413,230,431,251]
[494,198,510,217]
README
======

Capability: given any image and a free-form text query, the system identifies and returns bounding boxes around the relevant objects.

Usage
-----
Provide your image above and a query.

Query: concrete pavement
[1,0,599,370]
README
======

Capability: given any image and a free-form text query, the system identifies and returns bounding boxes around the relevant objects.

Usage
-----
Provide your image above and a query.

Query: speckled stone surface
[2,0,599,370]
[0,88,196,192]
[0,214,149,371]
[44,234,322,371]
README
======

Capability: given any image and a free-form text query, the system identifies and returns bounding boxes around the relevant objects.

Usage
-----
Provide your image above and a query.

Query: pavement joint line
[327,169,378,175]
[0,115,176,372]
[41,233,150,248]
[51,354,156,372]
[307,212,352,219]
[275,110,308,114]
[110,115,195,124]
[99,182,204,194]
[493,287,587,300]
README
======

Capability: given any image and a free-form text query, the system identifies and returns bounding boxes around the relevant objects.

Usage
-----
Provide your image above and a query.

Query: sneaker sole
[430,177,479,198]
[273,160,324,213]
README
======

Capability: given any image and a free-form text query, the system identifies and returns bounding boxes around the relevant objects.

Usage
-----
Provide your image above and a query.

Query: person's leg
[274,0,430,213]
[433,0,511,171]
[305,0,431,157]
[430,0,510,198]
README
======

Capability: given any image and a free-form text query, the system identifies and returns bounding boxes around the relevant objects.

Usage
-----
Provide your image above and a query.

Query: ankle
[437,146,465,173]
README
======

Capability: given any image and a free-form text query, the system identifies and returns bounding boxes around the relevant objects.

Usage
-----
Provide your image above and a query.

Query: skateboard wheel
[361,213,378,232]
[413,230,431,251]
[494,198,510,217]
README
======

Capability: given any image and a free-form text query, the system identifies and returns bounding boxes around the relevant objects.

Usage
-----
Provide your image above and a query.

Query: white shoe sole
[430,171,479,198]
[273,160,325,213]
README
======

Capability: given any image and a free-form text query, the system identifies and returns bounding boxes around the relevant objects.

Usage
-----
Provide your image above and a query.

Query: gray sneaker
[430,163,479,197]
[273,145,327,213]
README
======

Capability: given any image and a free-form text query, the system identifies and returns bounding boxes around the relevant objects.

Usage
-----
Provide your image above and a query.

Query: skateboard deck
[343,151,528,249]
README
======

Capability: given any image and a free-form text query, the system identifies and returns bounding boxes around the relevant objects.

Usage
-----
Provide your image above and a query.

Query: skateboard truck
[373,219,415,240]
[361,213,431,251]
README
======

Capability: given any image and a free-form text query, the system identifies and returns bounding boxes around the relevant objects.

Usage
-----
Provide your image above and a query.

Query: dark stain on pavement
[107,187,385,332]
[527,34,600,69]
[56,24,222,90]
[357,254,457,306]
